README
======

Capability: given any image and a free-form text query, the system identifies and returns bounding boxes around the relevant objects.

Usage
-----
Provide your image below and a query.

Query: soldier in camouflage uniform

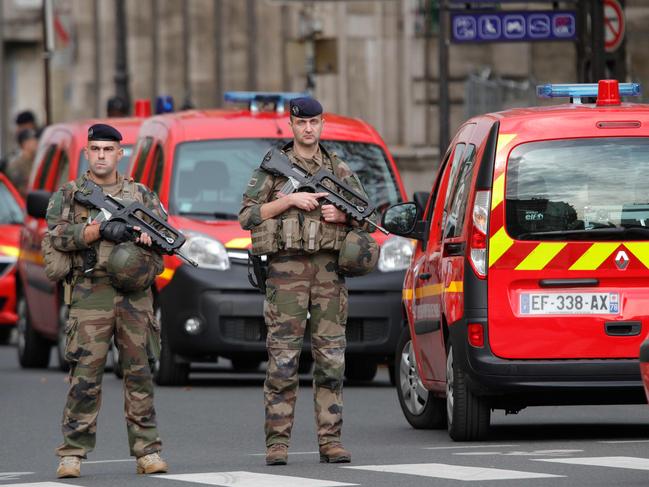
[240,97,369,465]
[48,124,168,478]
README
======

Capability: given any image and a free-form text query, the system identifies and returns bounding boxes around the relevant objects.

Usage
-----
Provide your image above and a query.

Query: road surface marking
[248,451,318,456]
[159,471,358,486]
[0,473,33,481]
[344,463,563,481]
[84,459,132,464]
[456,449,583,457]
[0,483,79,487]
[599,440,649,444]
[535,456,649,470]
[424,444,518,450]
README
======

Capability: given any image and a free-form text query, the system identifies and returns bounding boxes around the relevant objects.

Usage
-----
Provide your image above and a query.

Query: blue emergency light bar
[537,83,641,99]
[224,91,308,104]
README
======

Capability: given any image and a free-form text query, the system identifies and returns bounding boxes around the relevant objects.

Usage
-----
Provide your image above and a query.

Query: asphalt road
[3,342,649,487]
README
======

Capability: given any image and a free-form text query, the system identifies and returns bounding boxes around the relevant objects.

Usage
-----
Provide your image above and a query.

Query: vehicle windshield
[506,137,649,241]
[0,180,23,224]
[78,145,133,175]
[168,139,401,219]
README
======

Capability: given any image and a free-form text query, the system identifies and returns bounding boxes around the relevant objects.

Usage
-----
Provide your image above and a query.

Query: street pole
[151,0,159,103]
[438,0,450,156]
[213,0,223,106]
[591,0,605,82]
[93,0,101,117]
[114,0,131,114]
[246,0,257,91]
[0,1,5,159]
[42,0,55,126]
[182,0,193,108]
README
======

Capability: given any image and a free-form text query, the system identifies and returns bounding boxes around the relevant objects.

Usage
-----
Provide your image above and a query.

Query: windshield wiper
[178,211,238,221]
[518,226,649,240]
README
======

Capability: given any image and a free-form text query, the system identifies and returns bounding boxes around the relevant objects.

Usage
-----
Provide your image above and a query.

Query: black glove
[99,220,136,243]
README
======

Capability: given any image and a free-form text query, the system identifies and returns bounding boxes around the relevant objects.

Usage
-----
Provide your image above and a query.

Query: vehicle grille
[220,317,386,344]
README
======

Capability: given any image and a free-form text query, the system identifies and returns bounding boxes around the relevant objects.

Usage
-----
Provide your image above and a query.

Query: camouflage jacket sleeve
[334,158,375,231]
[136,183,166,274]
[46,185,90,252]
[239,168,276,230]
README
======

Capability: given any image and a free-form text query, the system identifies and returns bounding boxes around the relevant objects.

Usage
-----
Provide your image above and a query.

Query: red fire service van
[383,80,649,440]
[128,92,410,385]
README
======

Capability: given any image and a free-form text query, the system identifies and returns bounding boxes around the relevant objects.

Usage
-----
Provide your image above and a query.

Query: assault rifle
[74,179,198,267]
[260,148,388,234]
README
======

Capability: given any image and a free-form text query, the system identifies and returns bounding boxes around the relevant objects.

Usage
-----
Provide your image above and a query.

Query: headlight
[378,235,414,272]
[181,231,230,270]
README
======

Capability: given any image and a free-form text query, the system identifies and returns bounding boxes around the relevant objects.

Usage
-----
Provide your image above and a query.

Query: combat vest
[250,145,349,256]
[45,173,142,279]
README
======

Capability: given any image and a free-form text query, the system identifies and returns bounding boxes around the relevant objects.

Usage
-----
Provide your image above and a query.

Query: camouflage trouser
[264,252,348,447]
[56,276,162,458]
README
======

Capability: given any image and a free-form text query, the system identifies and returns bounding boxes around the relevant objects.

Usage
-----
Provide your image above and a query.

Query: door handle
[418,273,432,280]
[605,322,641,336]
[444,242,464,256]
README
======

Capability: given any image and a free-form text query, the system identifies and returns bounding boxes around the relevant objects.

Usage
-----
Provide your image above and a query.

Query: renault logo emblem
[615,250,629,270]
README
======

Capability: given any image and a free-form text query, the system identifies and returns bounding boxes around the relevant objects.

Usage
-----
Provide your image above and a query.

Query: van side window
[133,137,154,182]
[438,143,466,236]
[147,144,164,194]
[444,144,477,238]
[36,145,58,189]
[54,151,70,189]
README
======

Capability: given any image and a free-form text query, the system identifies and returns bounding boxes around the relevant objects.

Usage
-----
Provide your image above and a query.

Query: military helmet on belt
[337,228,379,277]
[106,242,158,292]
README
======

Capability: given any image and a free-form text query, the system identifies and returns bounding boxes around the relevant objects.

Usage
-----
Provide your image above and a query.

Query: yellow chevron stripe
[0,245,19,258]
[446,281,463,292]
[402,289,413,300]
[515,242,566,270]
[569,242,619,270]
[496,133,517,155]
[489,227,514,267]
[159,268,175,281]
[19,249,43,265]
[491,173,505,210]
[225,237,252,248]
[415,283,443,298]
[624,242,649,269]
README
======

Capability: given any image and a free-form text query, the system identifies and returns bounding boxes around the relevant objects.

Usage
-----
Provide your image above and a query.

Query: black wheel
[16,293,51,368]
[345,357,378,382]
[154,324,189,386]
[446,343,490,441]
[56,303,70,372]
[231,357,261,372]
[298,355,313,374]
[111,338,123,379]
[395,326,446,429]
[0,327,13,345]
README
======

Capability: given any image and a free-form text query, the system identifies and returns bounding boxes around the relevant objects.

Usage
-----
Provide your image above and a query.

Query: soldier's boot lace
[265,443,288,466]
[56,456,81,478]
[136,452,169,474]
[319,442,351,463]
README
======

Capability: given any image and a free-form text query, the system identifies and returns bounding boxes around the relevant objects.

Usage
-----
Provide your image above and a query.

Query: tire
[112,338,124,379]
[231,357,261,372]
[345,358,378,382]
[154,324,189,386]
[16,293,51,368]
[395,326,446,429]
[0,327,13,345]
[446,343,490,441]
[56,303,70,372]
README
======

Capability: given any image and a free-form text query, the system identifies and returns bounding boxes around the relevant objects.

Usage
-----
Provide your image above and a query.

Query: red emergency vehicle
[129,92,410,385]
[383,80,649,440]
[17,118,141,369]
[0,173,24,343]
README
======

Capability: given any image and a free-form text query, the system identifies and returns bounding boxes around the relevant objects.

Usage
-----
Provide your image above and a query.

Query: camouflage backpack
[337,228,379,277]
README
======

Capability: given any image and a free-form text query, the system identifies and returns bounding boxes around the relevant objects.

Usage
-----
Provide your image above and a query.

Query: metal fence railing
[464,70,537,119]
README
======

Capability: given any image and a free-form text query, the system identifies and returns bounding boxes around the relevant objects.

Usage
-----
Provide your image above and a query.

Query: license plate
[520,292,620,315]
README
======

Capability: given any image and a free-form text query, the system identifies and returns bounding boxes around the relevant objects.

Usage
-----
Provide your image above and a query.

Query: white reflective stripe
[344,463,562,481]
[159,472,357,486]
[0,483,77,487]
[535,456,649,470]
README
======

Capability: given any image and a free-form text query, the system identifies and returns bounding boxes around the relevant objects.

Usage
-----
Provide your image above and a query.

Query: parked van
[129,92,411,385]
[17,118,141,369]
[383,80,649,440]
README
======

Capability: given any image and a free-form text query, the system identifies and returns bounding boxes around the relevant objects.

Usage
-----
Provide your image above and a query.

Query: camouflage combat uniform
[239,143,368,448]
[47,171,165,459]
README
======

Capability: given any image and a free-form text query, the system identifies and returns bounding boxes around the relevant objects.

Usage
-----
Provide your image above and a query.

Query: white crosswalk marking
[535,456,649,471]
[159,471,358,486]
[345,463,564,481]
[0,472,33,481]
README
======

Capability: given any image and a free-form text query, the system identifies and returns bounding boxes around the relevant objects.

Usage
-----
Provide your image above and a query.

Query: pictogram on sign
[604,0,625,53]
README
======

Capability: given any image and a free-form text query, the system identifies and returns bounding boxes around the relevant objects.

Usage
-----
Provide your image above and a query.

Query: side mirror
[382,202,426,240]
[413,191,430,215]
[26,190,52,219]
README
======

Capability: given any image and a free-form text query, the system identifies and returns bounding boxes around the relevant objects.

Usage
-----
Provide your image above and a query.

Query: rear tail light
[469,190,490,278]
[467,323,484,348]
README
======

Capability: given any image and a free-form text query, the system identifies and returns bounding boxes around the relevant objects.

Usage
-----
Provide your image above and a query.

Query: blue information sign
[451,11,577,43]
